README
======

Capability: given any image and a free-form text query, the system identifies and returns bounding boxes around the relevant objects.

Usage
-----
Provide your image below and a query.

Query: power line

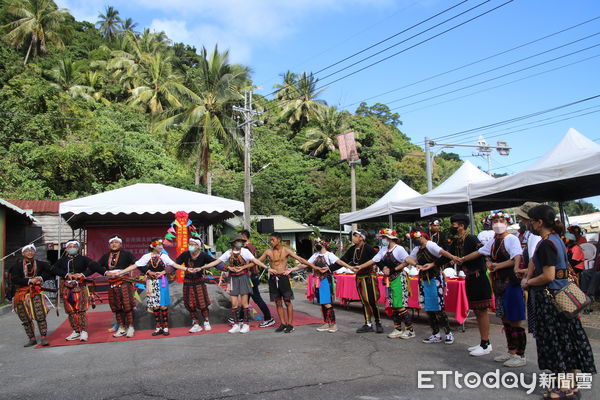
[390,41,600,110]
[314,0,515,90]
[340,15,600,109]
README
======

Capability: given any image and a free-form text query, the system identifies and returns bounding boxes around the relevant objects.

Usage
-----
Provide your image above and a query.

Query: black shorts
[269,275,294,302]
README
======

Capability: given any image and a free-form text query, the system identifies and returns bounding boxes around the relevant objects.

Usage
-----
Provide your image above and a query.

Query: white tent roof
[339,179,419,224]
[60,183,244,228]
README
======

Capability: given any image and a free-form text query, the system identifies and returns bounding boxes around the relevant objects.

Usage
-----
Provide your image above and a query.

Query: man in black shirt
[339,230,381,333]
[443,214,493,356]
[99,235,137,338]
[429,219,448,250]
[7,244,54,347]
[53,240,106,342]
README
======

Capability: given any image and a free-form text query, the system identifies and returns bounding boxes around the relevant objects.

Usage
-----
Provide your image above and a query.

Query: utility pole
[233,91,262,230]
[425,137,433,191]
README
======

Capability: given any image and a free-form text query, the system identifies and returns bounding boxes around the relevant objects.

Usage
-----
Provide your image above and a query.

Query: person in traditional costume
[442,214,493,356]
[461,211,526,366]
[117,238,187,336]
[306,238,353,333]
[99,235,138,338]
[523,205,596,399]
[8,244,53,347]
[52,240,107,342]
[175,237,217,333]
[199,234,270,334]
[356,229,415,339]
[428,219,448,249]
[406,230,456,345]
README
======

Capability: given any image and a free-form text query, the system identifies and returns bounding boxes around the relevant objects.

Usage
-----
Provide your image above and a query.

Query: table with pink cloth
[306,273,469,324]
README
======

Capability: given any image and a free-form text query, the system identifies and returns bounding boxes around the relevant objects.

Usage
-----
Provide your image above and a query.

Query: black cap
[450,214,470,228]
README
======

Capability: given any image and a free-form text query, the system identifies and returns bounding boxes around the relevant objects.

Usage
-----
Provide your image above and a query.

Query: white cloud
[56,0,398,63]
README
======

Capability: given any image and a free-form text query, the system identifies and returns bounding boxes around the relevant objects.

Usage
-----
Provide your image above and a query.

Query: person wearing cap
[338,229,379,333]
[118,238,188,336]
[199,234,270,334]
[98,235,137,338]
[428,220,448,250]
[461,211,526,367]
[356,229,415,339]
[406,231,456,345]
[308,238,353,333]
[175,237,218,333]
[442,214,493,357]
[52,240,107,342]
[7,244,53,347]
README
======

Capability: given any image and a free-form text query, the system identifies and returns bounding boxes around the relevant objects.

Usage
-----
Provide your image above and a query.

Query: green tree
[47,56,94,102]
[277,72,325,135]
[96,5,121,41]
[158,46,250,185]
[2,0,71,64]
[121,17,137,34]
[301,106,349,156]
[355,102,402,127]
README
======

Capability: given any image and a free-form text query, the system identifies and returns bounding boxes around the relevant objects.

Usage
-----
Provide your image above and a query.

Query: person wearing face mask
[199,234,270,334]
[443,214,493,357]
[406,231,457,345]
[174,238,218,333]
[98,235,137,338]
[118,238,188,336]
[52,240,107,342]
[522,205,596,399]
[308,239,353,333]
[356,229,415,339]
[8,244,53,347]
[461,211,526,367]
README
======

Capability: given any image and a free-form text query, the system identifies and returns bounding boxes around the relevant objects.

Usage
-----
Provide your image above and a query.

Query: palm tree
[157,46,250,185]
[121,17,138,34]
[128,52,195,114]
[2,0,71,64]
[96,5,121,41]
[277,72,326,135]
[273,70,298,101]
[47,57,94,102]
[301,106,350,156]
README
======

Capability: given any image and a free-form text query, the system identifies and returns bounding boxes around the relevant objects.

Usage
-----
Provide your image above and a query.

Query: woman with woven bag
[522,205,596,399]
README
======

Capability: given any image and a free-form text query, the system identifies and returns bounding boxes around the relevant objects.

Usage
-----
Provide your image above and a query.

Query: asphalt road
[1,287,598,400]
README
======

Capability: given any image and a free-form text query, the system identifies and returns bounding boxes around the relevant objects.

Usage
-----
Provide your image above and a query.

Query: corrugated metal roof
[9,200,62,213]
[0,198,39,223]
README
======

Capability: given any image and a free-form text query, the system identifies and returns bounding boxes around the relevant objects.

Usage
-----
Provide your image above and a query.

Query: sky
[56,0,600,207]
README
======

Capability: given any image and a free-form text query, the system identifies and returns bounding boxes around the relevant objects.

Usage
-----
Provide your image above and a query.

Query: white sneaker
[203,321,212,331]
[79,331,88,342]
[240,324,250,334]
[112,327,127,337]
[327,324,338,333]
[503,354,527,368]
[468,344,480,352]
[228,324,241,334]
[469,344,493,357]
[387,329,405,339]
[400,329,416,339]
[189,324,203,333]
[65,331,80,341]
[494,352,513,362]
[316,323,330,332]
[126,326,135,338]
[423,334,442,343]
[445,333,454,345]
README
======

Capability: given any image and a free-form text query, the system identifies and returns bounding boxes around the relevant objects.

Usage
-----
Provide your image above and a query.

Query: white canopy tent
[60,183,244,228]
[339,179,419,224]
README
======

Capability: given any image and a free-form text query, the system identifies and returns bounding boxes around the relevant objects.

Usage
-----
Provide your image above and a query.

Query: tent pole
[389,214,393,230]
[468,200,475,235]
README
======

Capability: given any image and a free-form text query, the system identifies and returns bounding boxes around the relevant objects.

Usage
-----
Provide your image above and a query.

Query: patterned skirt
[315,276,333,305]
[419,274,445,312]
[183,278,211,311]
[146,277,170,308]
[107,281,135,313]
[388,274,409,308]
[60,281,90,314]
[530,288,597,373]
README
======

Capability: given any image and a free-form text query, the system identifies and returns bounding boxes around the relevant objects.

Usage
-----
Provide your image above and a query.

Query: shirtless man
[258,232,316,333]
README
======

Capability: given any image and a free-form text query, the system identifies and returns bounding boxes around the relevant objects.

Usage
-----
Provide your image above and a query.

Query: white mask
[492,223,507,234]
[380,238,389,247]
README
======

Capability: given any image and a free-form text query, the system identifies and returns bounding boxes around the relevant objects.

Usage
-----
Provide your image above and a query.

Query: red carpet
[37,305,322,348]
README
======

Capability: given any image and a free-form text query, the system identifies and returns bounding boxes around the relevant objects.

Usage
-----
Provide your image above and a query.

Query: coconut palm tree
[301,106,350,156]
[96,5,121,41]
[157,46,250,185]
[2,0,71,64]
[278,72,325,135]
[273,70,298,101]
[121,17,138,34]
[128,52,195,114]
[47,57,95,102]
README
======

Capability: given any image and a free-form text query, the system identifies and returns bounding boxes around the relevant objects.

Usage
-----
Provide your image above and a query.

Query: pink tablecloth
[306,273,469,324]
